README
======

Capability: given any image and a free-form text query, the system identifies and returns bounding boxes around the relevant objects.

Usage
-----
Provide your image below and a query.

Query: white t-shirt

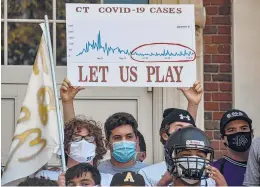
[35,169,113,186]
[138,161,216,186]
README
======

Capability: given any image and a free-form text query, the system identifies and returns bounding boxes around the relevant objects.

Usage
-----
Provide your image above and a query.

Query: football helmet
[164,126,214,182]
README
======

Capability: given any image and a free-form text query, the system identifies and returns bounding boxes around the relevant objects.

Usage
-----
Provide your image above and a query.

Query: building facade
[1,0,260,167]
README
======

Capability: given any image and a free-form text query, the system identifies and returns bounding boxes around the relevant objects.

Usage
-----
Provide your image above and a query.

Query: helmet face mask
[164,126,214,184]
[165,144,214,181]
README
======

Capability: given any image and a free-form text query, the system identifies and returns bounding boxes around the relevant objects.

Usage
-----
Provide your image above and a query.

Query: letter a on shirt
[124,172,135,182]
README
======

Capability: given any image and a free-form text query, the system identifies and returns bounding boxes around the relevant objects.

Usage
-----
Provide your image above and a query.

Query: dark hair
[137,130,146,152]
[65,163,101,185]
[18,177,58,186]
[64,116,107,166]
[104,112,138,140]
[160,127,169,145]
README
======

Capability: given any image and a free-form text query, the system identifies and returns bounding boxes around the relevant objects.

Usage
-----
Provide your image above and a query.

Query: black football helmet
[164,126,214,181]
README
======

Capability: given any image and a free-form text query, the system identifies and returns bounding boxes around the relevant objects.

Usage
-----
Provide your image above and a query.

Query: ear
[251,129,254,139]
[141,152,147,161]
[220,135,228,146]
[162,132,169,142]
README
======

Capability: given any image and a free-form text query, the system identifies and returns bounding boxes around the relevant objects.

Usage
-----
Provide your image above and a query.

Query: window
[1,0,101,66]
[1,0,148,66]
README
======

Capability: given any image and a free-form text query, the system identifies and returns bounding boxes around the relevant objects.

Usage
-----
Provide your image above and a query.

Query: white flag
[1,23,60,185]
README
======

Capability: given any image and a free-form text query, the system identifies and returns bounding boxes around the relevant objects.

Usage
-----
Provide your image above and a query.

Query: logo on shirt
[86,156,95,162]
[179,114,191,121]
[124,172,135,182]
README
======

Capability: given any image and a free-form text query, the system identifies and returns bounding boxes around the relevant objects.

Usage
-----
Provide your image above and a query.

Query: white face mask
[176,156,208,184]
[69,140,96,163]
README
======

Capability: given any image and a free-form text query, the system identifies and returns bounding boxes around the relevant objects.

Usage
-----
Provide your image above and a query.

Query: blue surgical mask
[112,140,136,163]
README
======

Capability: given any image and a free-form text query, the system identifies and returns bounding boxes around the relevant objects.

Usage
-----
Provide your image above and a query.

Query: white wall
[232,0,260,137]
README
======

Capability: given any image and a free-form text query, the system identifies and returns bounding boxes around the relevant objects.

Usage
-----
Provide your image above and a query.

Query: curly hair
[104,112,138,140]
[64,116,107,166]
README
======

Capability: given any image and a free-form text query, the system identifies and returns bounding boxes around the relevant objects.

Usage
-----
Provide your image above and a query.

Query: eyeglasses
[71,135,95,143]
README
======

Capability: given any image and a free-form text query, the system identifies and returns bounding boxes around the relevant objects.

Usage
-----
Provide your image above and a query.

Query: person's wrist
[188,101,199,106]
[62,99,74,105]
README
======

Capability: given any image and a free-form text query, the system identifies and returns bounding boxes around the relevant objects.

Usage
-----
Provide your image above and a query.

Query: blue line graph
[76,31,194,58]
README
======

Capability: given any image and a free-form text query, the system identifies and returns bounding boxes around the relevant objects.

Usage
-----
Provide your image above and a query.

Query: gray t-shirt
[243,137,260,186]
[97,159,148,175]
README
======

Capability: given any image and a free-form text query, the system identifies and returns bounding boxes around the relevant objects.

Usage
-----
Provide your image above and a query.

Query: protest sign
[66,4,196,87]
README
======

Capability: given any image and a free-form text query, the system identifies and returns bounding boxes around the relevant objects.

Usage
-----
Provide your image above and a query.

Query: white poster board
[66,4,196,87]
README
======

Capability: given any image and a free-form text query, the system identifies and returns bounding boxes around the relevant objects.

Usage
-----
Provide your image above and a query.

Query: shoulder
[98,160,111,168]
[139,161,166,173]
[98,160,113,174]
[100,173,113,186]
[101,172,113,178]
[135,161,149,169]
[212,158,222,169]
[248,137,260,160]
[139,162,166,186]
[252,137,260,147]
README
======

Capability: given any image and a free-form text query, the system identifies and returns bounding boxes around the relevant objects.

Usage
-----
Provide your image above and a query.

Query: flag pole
[44,15,66,172]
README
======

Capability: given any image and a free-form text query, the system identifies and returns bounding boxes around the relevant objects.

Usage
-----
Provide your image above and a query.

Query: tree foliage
[4,0,99,65]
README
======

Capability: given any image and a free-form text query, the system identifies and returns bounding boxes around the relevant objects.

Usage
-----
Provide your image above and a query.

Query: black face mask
[225,132,252,152]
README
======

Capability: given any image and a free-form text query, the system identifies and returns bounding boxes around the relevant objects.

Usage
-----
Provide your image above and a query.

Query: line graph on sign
[72,31,196,63]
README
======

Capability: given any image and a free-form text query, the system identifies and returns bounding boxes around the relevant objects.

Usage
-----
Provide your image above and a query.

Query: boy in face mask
[165,126,227,186]
[138,81,203,186]
[212,109,253,186]
[139,109,196,186]
[35,116,112,186]
[97,112,148,175]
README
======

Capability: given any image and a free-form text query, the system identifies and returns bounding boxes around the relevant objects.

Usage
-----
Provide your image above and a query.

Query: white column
[232,0,260,137]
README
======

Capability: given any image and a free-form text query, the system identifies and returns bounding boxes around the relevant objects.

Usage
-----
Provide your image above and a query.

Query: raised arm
[60,78,85,123]
[179,80,203,121]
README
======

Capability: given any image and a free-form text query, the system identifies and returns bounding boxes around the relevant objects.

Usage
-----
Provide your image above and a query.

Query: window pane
[56,23,66,66]
[57,0,100,20]
[1,0,3,18]
[1,22,4,65]
[8,23,52,65]
[8,0,52,19]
